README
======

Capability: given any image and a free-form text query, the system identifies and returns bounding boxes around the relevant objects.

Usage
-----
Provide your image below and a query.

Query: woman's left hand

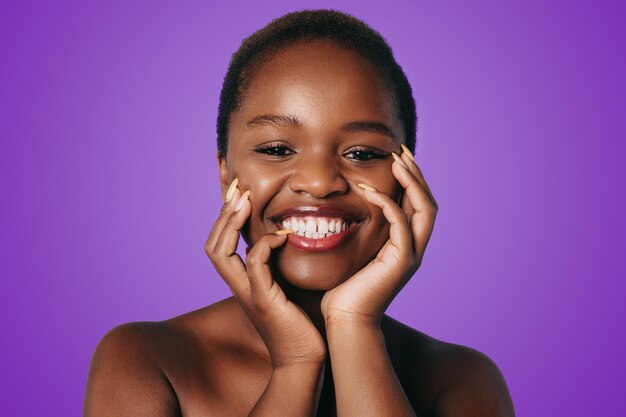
[321,147,439,327]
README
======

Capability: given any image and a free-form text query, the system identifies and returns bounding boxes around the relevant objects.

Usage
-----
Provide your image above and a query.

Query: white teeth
[279,216,354,239]
[305,218,316,234]
[318,219,328,234]
[317,219,328,234]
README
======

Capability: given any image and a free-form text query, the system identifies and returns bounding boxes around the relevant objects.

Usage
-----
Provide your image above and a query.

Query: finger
[411,210,436,267]
[391,160,436,218]
[246,231,291,297]
[391,162,437,257]
[399,148,438,212]
[357,183,412,256]
[391,155,419,219]
[210,192,252,297]
[204,179,241,255]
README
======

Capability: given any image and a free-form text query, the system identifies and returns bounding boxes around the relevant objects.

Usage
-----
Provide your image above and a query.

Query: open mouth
[277,216,356,239]
[269,206,365,252]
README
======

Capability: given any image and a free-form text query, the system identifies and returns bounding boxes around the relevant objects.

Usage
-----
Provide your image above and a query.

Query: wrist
[272,360,326,376]
[271,355,326,371]
[324,310,382,329]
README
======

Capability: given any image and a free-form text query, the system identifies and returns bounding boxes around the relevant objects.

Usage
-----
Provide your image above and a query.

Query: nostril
[288,171,349,198]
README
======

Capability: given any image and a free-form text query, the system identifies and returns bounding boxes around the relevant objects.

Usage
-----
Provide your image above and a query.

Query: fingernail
[274,229,293,236]
[400,144,415,161]
[357,183,377,192]
[235,190,250,212]
[391,152,408,169]
[224,178,239,203]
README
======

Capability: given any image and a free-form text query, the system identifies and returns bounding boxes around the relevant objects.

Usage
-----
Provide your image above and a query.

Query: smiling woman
[83,9,515,417]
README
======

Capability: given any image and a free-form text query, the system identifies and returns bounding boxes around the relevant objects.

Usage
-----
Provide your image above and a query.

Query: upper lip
[270,205,365,223]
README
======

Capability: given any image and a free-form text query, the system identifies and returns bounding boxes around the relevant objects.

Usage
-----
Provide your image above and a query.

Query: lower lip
[282,223,361,252]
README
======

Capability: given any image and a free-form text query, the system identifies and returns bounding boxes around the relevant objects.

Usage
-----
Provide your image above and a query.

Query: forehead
[233,39,400,133]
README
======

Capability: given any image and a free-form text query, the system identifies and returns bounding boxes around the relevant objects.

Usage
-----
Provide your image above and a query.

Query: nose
[289,155,349,198]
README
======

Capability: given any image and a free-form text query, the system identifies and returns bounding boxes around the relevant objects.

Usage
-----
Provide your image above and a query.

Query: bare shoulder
[428,340,515,417]
[83,321,182,417]
[84,298,261,416]
[382,316,515,417]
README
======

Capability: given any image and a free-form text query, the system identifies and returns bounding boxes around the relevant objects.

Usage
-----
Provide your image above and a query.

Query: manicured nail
[235,190,250,212]
[391,152,408,169]
[400,144,415,161]
[274,229,293,236]
[224,178,239,203]
[357,183,377,192]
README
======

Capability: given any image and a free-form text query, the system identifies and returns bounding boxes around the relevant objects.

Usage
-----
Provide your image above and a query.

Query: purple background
[2,1,624,415]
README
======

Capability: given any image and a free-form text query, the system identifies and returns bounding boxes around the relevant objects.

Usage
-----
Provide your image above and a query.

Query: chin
[274,255,350,291]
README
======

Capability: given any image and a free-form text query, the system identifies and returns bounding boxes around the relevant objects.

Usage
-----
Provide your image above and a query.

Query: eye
[344,146,388,161]
[253,142,295,157]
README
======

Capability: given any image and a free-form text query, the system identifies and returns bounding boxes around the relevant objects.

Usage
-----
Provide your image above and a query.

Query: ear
[217,152,229,198]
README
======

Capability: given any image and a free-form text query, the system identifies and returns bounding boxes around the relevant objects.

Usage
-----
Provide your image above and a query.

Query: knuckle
[209,250,225,264]
[245,235,273,265]
[246,255,262,268]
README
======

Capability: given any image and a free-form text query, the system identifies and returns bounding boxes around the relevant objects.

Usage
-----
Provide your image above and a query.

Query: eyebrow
[246,114,302,128]
[246,114,397,140]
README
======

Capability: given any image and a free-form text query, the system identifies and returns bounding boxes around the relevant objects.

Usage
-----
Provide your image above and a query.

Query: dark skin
[84,39,515,416]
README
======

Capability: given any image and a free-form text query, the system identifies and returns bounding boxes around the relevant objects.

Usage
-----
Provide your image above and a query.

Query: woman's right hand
[204,181,326,369]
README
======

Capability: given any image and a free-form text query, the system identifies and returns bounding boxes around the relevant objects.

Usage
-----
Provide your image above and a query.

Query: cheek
[231,160,284,201]
[360,165,402,202]
[233,164,286,243]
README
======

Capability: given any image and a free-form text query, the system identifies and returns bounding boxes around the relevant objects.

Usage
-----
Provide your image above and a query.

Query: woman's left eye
[344,148,388,161]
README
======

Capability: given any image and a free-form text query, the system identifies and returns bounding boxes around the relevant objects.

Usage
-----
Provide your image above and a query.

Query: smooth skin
[84,39,515,416]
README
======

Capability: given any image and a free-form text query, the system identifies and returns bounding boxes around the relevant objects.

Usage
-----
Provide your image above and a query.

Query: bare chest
[166,361,339,417]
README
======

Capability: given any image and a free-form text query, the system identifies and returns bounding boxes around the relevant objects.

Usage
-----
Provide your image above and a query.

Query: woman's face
[219,39,405,290]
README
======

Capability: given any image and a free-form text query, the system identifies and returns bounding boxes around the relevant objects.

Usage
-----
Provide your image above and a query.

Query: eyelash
[344,146,388,161]
[253,143,388,161]
[253,142,295,157]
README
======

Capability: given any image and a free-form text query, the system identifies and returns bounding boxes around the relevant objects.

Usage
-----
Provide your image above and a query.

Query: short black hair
[216,9,417,157]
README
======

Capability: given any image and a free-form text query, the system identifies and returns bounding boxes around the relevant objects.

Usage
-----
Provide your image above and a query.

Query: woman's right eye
[253,143,295,157]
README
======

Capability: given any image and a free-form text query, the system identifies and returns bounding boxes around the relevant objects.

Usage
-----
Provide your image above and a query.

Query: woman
[84,9,515,416]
